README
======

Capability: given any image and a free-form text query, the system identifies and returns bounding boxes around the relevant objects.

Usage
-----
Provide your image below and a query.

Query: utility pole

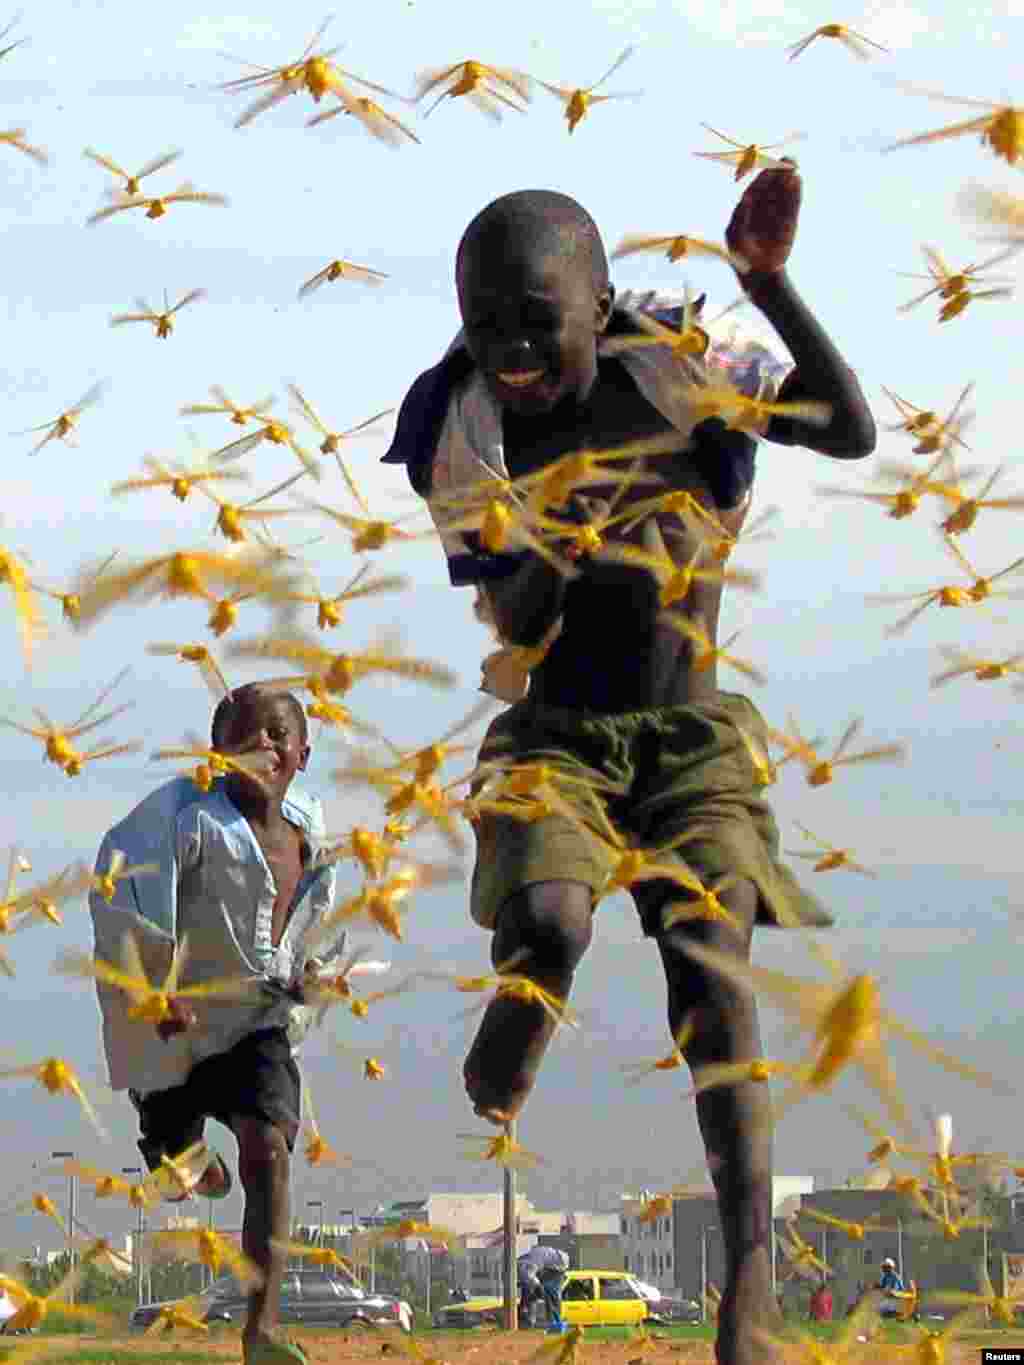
[122,1167,146,1307]
[338,1208,356,1284]
[896,1219,904,1282]
[700,1226,708,1324]
[51,1152,76,1305]
[502,1121,518,1331]
[206,1198,216,1290]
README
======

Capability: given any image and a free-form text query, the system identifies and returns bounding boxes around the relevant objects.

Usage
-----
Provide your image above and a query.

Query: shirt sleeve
[447,534,532,587]
[380,346,476,495]
[306,859,345,969]
[688,418,757,510]
[289,793,345,970]
[89,826,182,1091]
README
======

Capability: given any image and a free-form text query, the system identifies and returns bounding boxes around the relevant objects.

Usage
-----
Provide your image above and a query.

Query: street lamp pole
[503,1121,518,1332]
[338,1209,355,1282]
[122,1168,146,1307]
[896,1219,904,1282]
[51,1152,76,1304]
[207,1201,217,1283]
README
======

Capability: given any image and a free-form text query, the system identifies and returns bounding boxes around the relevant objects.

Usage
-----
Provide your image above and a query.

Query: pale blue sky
[2,0,1024,1252]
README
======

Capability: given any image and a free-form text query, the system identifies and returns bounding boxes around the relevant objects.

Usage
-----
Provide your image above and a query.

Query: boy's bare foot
[165,1154,230,1203]
[463,992,556,1124]
[195,1157,230,1198]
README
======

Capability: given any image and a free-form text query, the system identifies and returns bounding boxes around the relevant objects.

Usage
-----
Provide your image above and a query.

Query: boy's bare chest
[250,824,305,946]
[503,370,718,554]
[504,367,672,474]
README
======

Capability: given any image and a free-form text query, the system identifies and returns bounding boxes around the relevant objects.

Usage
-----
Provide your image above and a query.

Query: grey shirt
[518,1246,570,1275]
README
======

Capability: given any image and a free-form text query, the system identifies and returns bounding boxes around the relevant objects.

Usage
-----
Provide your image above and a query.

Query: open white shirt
[90,777,340,1095]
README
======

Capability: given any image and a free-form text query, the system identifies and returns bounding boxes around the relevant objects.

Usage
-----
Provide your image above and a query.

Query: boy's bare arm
[480,551,568,648]
[726,162,876,460]
[743,269,876,458]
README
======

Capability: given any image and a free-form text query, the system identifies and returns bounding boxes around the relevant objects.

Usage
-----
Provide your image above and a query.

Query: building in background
[368,1193,540,1238]
[669,1176,815,1301]
[622,1190,682,1291]
[443,1208,623,1298]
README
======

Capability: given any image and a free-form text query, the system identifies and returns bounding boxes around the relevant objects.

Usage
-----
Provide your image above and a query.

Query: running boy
[89,683,340,1365]
[382,167,875,1365]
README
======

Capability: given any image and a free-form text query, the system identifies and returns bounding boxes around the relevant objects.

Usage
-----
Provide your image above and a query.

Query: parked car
[558,1270,653,1328]
[129,1268,411,1333]
[626,1279,701,1322]
[433,1270,670,1331]
[642,1292,702,1324]
[0,1289,20,1335]
[432,1295,504,1329]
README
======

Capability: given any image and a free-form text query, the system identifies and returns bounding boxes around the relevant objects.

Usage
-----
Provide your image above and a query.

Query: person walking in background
[808,1279,832,1322]
[517,1254,542,1327]
[878,1257,904,1294]
[518,1245,570,1333]
[877,1257,907,1321]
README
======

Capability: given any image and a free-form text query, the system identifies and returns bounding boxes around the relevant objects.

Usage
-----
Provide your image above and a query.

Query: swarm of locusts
[1,11,1022,1357]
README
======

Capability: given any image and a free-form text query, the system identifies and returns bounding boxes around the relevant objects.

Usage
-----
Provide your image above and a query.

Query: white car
[0,1289,20,1333]
[632,1281,661,1302]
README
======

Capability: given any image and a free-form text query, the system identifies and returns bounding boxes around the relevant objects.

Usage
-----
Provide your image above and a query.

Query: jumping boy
[89,683,341,1365]
[382,167,875,1365]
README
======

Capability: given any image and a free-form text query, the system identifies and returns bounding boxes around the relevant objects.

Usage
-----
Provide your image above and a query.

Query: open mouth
[495,369,545,388]
[241,751,279,778]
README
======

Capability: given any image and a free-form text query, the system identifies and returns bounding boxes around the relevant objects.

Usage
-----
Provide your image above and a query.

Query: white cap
[881,1257,896,1268]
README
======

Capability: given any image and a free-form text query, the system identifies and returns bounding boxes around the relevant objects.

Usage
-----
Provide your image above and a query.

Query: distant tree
[147,1257,207,1301]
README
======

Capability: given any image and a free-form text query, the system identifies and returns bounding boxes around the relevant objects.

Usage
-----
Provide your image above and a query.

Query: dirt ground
[32,1329,1024,1364]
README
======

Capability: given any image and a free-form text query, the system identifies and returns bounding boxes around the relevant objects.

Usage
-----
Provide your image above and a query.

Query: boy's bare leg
[654,878,783,1365]
[234,1117,292,1350]
[463,881,593,1122]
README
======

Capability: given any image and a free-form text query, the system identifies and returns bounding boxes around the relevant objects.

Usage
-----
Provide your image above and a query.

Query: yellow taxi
[432,1270,652,1330]
[560,1270,650,1327]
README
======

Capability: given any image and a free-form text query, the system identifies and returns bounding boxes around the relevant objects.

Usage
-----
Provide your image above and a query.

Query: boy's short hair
[456,189,610,296]
[211,684,308,748]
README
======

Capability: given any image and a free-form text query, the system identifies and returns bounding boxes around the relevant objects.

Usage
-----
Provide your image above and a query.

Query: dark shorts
[470,691,832,938]
[129,1028,301,1170]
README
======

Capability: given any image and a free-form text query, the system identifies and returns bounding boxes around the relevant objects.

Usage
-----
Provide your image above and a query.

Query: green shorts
[469,691,831,938]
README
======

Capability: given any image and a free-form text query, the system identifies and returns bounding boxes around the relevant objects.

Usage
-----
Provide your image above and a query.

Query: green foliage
[11,1253,135,1308]
[146,1258,207,1302]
